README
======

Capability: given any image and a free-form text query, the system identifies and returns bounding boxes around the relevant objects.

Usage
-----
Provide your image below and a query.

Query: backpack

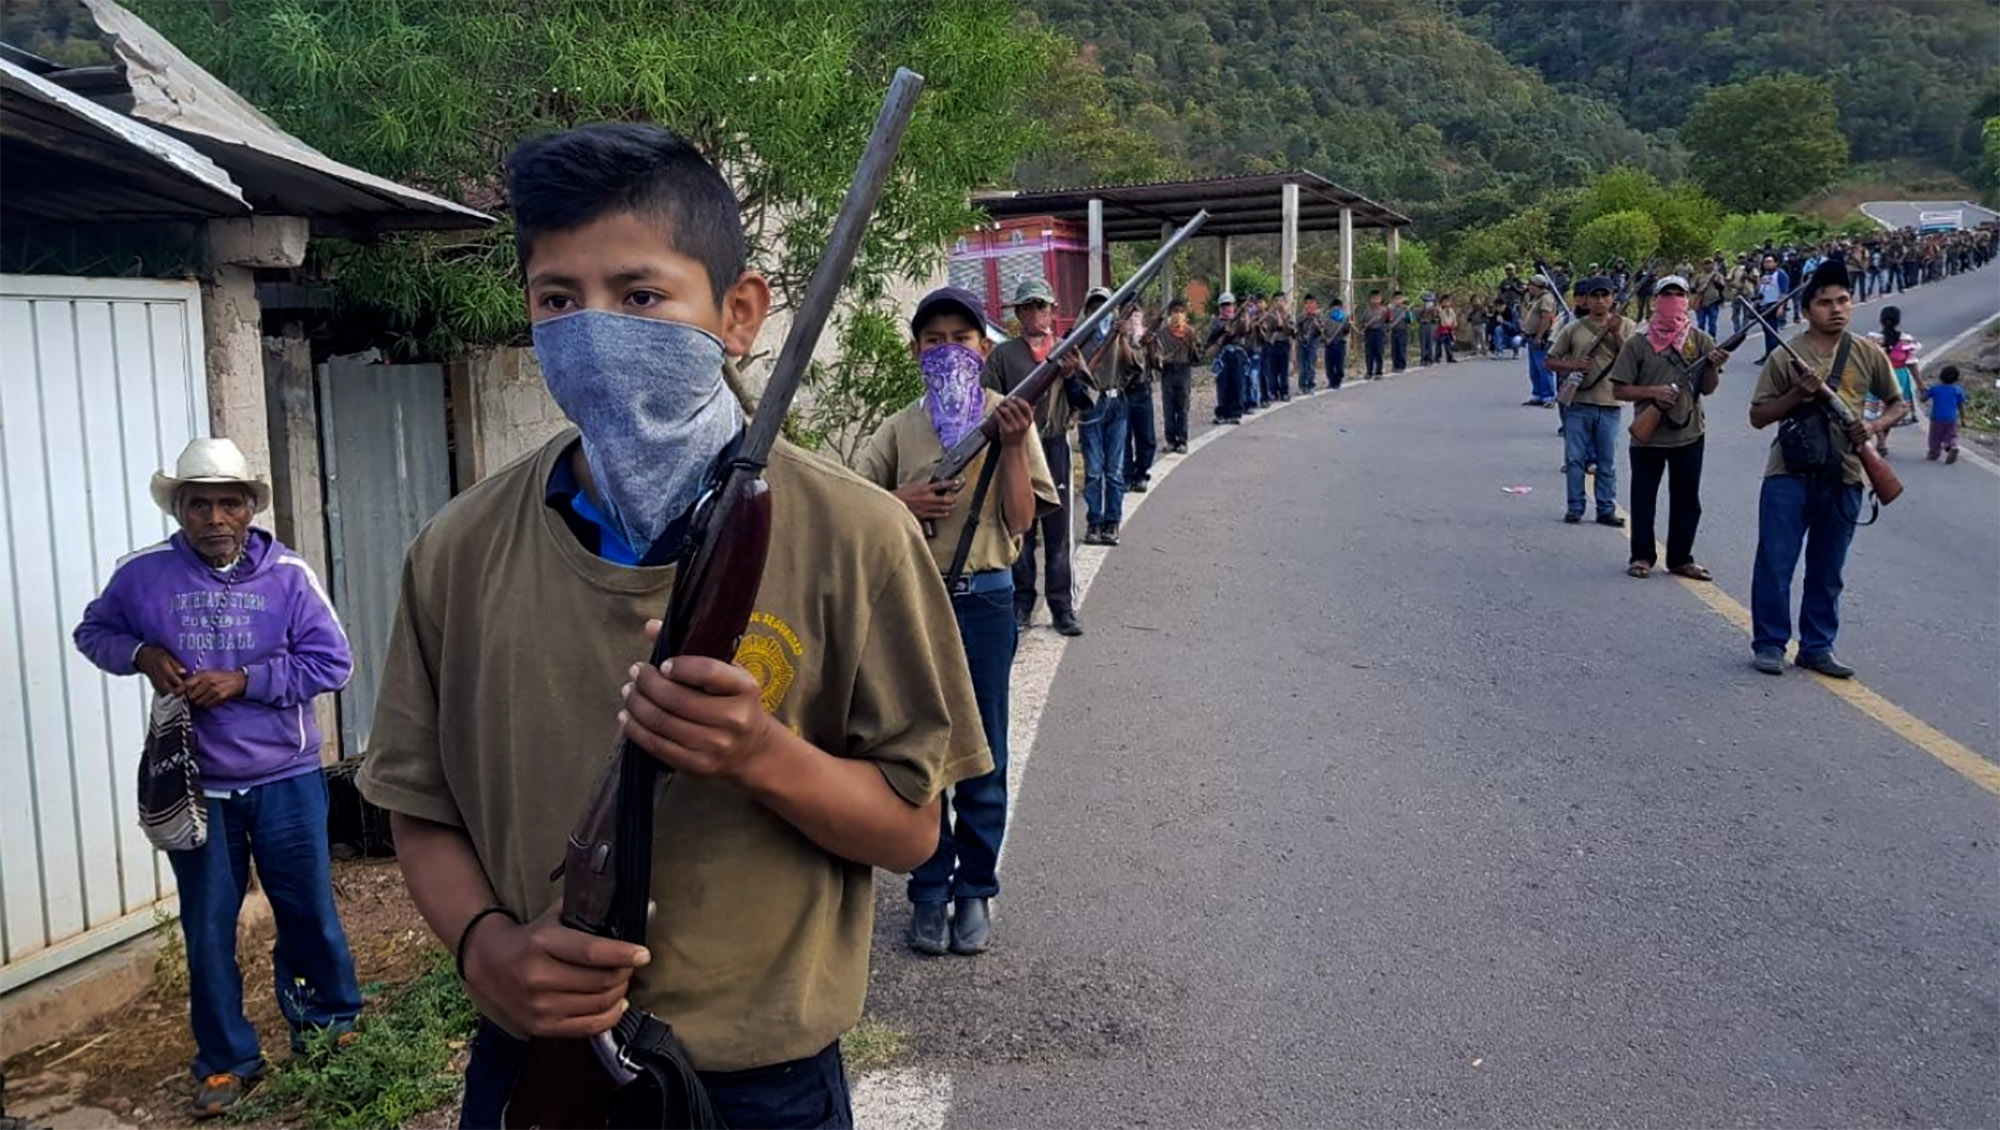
[1776,335,1852,479]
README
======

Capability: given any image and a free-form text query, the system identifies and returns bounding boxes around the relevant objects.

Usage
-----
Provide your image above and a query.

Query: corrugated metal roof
[73,0,492,234]
[0,56,248,222]
[973,170,1411,240]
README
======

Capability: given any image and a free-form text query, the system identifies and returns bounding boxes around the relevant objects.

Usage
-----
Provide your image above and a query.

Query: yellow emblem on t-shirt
[734,611,803,714]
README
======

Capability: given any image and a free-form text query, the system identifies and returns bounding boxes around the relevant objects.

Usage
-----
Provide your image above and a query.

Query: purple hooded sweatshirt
[73,528,353,792]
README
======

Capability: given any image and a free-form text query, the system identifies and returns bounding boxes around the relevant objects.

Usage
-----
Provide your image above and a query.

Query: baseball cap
[1217,291,1237,305]
[1653,274,1690,294]
[1084,285,1114,305]
[1581,276,1614,294]
[1010,276,1055,306]
[910,286,987,338]
[1530,273,1552,287]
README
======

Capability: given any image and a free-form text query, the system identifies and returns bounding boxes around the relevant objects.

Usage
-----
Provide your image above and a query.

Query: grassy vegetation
[231,949,476,1129]
[840,1016,909,1073]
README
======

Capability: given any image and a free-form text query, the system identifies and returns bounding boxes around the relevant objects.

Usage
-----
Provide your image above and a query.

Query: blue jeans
[1390,328,1409,371]
[1365,329,1386,376]
[1563,403,1621,517]
[1326,340,1347,387]
[166,770,361,1079]
[1696,302,1720,337]
[1527,346,1556,403]
[1760,308,1787,357]
[459,1022,853,1129]
[1078,400,1128,525]
[1297,339,1318,390]
[910,573,1017,904]
[1751,475,1862,658]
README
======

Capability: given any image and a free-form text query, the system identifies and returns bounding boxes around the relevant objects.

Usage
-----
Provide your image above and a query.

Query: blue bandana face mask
[531,309,742,557]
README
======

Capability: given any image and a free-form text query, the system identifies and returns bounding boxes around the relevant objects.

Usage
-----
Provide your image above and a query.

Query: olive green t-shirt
[853,391,1060,575]
[982,337,1069,438]
[1752,332,1900,485]
[1547,315,1636,408]
[1608,327,1719,447]
[357,431,990,1071]
[1522,292,1560,339]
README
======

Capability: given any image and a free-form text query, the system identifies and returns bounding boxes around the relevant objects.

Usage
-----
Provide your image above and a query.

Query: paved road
[1858,199,1999,231]
[863,268,2000,1127]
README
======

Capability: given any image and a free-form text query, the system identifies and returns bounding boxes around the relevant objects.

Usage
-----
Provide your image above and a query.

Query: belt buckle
[946,576,973,596]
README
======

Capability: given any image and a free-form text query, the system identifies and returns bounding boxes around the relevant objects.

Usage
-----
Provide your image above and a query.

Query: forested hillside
[1026,0,1669,231]
[1460,0,1999,171]
[1035,0,1999,227]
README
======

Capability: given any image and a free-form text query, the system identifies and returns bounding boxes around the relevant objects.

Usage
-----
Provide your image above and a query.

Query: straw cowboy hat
[150,437,270,516]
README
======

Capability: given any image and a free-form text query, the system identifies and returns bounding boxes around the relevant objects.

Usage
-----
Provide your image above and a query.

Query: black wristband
[455,905,519,980]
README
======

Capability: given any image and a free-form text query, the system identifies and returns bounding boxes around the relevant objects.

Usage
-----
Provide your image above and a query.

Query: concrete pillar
[1280,182,1300,298]
[201,217,308,520]
[1219,234,1234,299]
[1340,207,1356,314]
[1088,198,1105,290]
[261,322,339,764]
[1387,226,1402,291]
[1160,221,1175,306]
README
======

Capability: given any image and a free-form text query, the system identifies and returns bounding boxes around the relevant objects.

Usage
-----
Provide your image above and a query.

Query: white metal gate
[0,274,208,992]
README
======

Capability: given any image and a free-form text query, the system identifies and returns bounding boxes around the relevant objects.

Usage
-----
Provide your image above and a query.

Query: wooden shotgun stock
[500,67,926,1130]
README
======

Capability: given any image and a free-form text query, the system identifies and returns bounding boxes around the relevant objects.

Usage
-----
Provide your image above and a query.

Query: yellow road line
[1580,470,2000,798]
[1665,562,2000,798]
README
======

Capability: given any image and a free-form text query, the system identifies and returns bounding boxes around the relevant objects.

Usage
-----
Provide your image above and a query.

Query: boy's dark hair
[1302,293,1316,302]
[1392,290,1405,299]
[1939,364,1961,384]
[1367,289,1381,298]
[506,123,746,304]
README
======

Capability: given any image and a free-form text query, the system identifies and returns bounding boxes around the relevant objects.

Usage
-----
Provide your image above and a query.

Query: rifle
[1628,283,1805,444]
[1739,301,1904,506]
[500,68,926,1130]
[1545,314,1629,405]
[926,211,1209,489]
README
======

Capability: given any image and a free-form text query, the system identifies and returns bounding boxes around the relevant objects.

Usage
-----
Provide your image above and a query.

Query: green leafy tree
[1572,210,1661,270]
[1573,166,1663,227]
[1652,182,1723,263]
[1228,261,1282,303]
[136,0,1059,357]
[1681,75,1849,212]
[1981,116,2000,196]
[795,305,922,462]
[1354,238,1435,295]
[1713,212,1791,255]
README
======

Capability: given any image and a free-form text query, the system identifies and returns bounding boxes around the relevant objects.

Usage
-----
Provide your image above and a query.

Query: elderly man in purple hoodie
[73,438,360,1119]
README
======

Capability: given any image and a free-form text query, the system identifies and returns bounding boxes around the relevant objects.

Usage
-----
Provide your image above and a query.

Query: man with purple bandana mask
[855,286,1058,957]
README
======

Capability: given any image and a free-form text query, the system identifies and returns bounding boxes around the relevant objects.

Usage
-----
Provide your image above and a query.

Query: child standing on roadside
[1921,365,1966,464]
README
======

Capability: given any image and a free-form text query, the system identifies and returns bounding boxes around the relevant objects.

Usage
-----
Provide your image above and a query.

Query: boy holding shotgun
[855,286,1058,957]
[359,124,987,1127]
[1746,260,1903,679]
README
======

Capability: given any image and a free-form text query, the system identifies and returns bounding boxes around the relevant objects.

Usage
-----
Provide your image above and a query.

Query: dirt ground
[3,860,435,1128]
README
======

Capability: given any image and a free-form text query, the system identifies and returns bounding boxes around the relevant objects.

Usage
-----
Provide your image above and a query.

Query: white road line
[851,1068,954,1130]
[855,376,1372,1130]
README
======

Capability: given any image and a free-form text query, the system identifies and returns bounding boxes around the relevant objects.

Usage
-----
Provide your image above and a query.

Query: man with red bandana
[1609,275,1731,581]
